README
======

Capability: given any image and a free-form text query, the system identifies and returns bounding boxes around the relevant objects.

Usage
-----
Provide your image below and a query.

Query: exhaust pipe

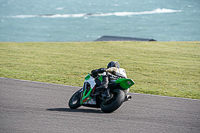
[124,95,132,102]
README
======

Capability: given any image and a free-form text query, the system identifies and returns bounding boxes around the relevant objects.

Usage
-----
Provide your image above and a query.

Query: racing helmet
[107,61,120,69]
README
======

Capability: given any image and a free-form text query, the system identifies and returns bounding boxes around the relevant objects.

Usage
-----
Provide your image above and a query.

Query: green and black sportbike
[68,73,134,113]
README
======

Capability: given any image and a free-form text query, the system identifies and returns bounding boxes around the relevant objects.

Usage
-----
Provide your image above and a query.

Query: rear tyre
[100,89,125,113]
[68,90,81,109]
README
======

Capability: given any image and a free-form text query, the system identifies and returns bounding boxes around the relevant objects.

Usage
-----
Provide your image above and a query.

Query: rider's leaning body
[91,61,127,93]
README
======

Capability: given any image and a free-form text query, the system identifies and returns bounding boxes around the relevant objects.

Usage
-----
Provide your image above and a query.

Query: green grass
[0,41,200,99]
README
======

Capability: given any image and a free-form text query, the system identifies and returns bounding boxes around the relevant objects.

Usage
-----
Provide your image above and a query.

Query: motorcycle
[68,72,134,113]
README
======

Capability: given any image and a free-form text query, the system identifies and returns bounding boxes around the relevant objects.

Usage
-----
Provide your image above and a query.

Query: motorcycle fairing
[80,87,93,104]
[115,78,135,90]
[80,74,96,105]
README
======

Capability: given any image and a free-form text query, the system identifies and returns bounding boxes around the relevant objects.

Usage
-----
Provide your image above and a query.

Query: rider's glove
[91,70,98,78]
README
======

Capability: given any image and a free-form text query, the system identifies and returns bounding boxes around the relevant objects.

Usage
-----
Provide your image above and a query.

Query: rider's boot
[93,75,109,96]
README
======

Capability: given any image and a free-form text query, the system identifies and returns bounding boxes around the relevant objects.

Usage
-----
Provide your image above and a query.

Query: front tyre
[100,89,125,113]
[68,90,81,109]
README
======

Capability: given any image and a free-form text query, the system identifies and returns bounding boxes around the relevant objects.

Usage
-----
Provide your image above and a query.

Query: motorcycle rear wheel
[68,90,81,109]
[100,89,125,113]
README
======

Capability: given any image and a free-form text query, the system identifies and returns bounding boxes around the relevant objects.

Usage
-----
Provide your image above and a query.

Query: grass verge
[0,41,199,99]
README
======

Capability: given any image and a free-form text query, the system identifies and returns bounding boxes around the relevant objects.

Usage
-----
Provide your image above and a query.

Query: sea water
[0,0,199,42]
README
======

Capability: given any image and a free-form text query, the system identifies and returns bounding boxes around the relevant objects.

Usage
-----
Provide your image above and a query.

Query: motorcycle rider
[91,61,127,95]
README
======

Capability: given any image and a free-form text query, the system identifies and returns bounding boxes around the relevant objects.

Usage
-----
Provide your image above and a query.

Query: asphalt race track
[0,78,200,133]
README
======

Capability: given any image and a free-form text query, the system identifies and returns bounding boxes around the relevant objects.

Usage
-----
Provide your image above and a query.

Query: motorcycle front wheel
[68,90,81,109]
[100,89,125,113]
